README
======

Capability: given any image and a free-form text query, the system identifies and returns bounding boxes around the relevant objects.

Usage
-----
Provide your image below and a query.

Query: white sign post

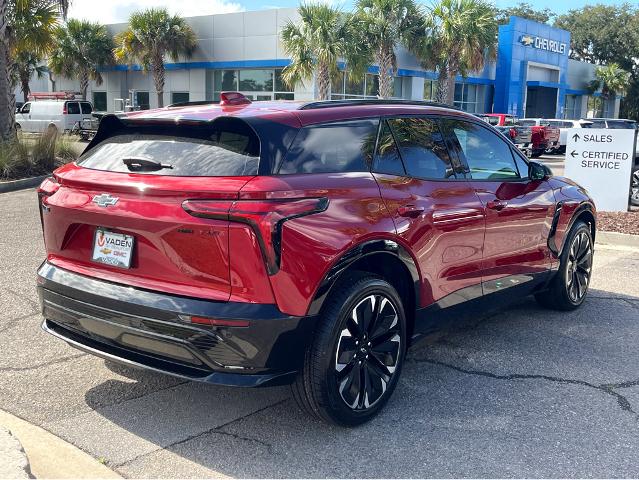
[564,128,636,212]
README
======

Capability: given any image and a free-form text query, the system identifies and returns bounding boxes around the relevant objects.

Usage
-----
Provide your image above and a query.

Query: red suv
[37,96,596,426]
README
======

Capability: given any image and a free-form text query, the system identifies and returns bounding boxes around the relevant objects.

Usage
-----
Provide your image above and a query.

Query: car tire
[291,271,407,426]
[535,221,593,311]
[631,168,639,207]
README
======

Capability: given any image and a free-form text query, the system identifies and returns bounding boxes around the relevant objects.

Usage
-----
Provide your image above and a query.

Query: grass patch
[0,129,79,180]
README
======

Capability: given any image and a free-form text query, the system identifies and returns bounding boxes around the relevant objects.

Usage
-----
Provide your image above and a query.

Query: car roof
[124,99,471,128]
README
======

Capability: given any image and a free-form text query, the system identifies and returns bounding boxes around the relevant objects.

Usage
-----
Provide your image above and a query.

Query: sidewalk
[0,410,121,479]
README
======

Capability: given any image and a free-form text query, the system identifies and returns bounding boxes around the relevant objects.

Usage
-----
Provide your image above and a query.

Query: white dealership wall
[18,9,609,117]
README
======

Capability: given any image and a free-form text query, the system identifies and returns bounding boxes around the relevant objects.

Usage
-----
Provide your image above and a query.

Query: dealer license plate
[92,228,134,269]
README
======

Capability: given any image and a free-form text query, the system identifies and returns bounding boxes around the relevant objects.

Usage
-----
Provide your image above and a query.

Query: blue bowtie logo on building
[520,35,535,46]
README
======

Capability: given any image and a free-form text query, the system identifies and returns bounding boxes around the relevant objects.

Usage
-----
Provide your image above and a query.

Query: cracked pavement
[2,187,639,477]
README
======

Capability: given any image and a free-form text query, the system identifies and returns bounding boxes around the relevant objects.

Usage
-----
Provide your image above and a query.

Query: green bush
[0,130,79,180]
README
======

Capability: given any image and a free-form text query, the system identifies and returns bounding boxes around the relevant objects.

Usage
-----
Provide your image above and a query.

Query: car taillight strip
[182,197,329,275]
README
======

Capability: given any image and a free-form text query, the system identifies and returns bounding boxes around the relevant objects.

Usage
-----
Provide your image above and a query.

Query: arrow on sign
[572,133,580,142]
[570,150,578,158]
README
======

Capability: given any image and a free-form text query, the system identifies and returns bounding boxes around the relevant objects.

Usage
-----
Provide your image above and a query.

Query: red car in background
[480,113,560,157]
[37,96,596,426]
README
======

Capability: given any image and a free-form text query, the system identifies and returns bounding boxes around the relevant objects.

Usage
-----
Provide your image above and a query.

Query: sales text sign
[564,128,636,212]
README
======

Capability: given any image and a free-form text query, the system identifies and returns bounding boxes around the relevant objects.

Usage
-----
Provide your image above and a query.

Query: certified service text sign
[564,128,636,212]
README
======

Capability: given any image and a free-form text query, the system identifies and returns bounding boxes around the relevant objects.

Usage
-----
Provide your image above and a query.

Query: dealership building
[24,9,620,119]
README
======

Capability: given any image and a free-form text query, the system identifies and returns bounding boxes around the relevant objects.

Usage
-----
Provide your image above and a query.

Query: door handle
[397,204,425,217]
[487,199,508,211]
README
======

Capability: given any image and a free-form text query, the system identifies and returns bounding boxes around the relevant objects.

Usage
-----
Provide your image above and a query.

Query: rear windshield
[518,120,536,127]
[79,120,260,176]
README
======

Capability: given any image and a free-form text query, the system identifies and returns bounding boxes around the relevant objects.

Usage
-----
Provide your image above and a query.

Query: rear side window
[79,120,260,176]
[279,119,378,174]
[66,102,80,114]
[373,120,405,175]
[387,117,455,179]
[81,102,92,114]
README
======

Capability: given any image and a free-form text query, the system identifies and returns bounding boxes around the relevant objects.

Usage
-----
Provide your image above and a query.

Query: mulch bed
[597,210,639,235]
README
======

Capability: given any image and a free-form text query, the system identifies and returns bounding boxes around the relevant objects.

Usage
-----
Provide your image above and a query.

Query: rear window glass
[607,120,637,129]
[279,119,379,174]
[79,121,260,176]
[518,120,536,127]
[67,102,80,114]
[81,102,92,114]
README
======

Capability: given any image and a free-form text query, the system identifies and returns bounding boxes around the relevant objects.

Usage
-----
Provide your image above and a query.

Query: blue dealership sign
[494,17,571,118]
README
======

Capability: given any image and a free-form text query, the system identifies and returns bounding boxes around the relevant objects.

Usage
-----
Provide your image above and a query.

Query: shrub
[31,128,58,174]
[55,135,79,164]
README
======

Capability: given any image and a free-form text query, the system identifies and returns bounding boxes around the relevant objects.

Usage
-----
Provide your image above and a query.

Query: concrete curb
[0,426,31,479]
[0,410,121,479]
[0,175,48,194]
[596,231,639,249]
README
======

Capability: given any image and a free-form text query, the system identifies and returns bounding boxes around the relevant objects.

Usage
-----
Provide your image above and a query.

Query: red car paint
[39,99,595,321]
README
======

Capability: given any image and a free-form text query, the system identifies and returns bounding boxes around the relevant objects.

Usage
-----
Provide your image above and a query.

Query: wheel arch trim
[306,238,421,317]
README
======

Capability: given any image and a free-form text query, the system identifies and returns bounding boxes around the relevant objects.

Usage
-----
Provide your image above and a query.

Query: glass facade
[211,68,293,101]
[171,92,189,104]
[331,72,402,99]
[92,91,107,112]
[564,94,580,119]
[423,80,438,101]
[454,83,480,113]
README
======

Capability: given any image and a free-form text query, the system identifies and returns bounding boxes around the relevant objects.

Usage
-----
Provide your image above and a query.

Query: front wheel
[631,169,639,207]
[292,272,407,426]
[535,221,593,310]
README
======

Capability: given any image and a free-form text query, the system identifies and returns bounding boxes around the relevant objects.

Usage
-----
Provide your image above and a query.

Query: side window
[387,117,455,179]
[449,120,520,180]
[373,120,405,175]
[80,102,92,114]
[21,103,31,114]
[279,119,378,174]
[66,102,80,114]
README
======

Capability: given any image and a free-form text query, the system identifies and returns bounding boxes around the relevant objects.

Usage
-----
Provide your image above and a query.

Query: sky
[68,0,632,24]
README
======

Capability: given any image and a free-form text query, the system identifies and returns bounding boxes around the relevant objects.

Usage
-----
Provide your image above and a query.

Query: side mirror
[529,161,551,180]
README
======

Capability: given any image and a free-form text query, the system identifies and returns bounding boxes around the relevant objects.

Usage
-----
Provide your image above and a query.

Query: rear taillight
[37,176,60,232]
[62,102,67,114]
[182,196,329,274]
[509,128,517,140]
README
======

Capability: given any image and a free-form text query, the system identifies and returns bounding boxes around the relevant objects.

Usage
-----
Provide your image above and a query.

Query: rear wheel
[535,221,593,310]
[292,272,407,426]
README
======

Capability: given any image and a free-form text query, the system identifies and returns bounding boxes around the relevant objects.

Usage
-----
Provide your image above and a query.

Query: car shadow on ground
[82,289,639,477]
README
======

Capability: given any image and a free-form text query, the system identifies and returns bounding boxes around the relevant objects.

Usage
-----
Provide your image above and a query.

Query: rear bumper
[37,262,315,387]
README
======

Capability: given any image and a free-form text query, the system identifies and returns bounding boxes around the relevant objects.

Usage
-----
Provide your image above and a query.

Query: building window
[424,80,438,101]
[134,91,150,110]
[587,95,603,117]
[171,92,190,104]
[564,94,580,119]
[331,72,403,99]
[454,83,480,113]
[212,68,293,101]
[92,91,107,112]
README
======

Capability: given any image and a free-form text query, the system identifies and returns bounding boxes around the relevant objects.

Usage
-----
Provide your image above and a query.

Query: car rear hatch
[38,117,261,301]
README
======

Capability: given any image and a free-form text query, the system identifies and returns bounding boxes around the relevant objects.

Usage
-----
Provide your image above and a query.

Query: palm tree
[353,0,424,99]
[281,3,366,101]
[14,51,46,101]
[114,8,197,108]
[594,63,630,99]
[49,19,114,100]
[1,0,63,140]
[421,0,497,105]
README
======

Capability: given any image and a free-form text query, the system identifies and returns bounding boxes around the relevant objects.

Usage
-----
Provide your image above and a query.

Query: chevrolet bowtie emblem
[92,193,119,207]
[520,35,534,46]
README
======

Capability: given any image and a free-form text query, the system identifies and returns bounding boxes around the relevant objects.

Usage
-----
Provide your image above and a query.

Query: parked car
[518,118,562,156]
[543,119,592,154]
[15,97,93,134]
[37,96,597,426]
[479,114,556,157]
[493,125,533,157]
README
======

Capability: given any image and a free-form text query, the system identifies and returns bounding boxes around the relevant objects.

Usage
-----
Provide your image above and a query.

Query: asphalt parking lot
[2,170,639,477]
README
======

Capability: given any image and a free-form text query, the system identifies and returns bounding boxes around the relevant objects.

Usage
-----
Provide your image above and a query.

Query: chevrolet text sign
[565,128,636,211]
[519,35,567,55]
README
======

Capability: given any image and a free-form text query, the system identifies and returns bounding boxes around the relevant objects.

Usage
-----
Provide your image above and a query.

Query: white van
[15,100,93,134]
